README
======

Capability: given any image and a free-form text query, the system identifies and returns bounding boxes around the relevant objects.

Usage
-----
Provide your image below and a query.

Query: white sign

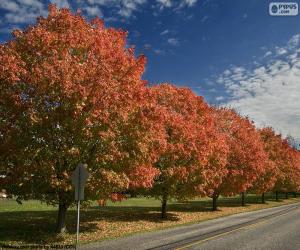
[269,2,298,16]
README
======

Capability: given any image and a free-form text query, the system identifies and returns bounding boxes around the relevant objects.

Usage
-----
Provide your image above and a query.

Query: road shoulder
[81,202,300,250]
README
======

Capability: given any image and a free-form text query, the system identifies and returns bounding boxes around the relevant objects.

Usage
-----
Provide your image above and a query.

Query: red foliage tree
[147,84,220,218]
[277,140,300,197]
[209,108,268,209]
[250,159,277,203]
[0,5,161,232]
[250,128,280,203]
[259,128,300,200]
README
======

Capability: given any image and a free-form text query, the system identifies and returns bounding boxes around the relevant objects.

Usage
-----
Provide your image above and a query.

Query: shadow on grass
[0,193,289,244]
[162,194,286,213]
[0,210,62,244]
[0,207,180,244]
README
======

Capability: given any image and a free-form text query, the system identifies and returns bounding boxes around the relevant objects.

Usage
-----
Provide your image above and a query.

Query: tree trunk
[212,194,218,211]
[161,191,168,219]
[241,192,245,206]
[285,192,288,199]
[56,202,68,233]
[276,191,279,201]
[261,192,265,204]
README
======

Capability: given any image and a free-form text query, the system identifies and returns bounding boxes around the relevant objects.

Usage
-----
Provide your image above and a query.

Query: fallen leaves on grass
[1,197,300,245]
[66,198,300,244]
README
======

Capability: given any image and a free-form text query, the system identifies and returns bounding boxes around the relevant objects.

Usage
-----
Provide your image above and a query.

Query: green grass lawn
[0,193,299,247]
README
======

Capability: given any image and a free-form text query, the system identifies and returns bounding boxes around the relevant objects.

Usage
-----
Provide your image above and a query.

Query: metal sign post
[71,163,90,249]
[76,199,80,245]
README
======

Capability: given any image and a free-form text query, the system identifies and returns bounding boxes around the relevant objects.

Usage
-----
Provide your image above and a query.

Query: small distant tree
[0,5,161,233]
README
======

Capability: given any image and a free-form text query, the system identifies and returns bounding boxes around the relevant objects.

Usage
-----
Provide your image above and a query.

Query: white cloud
[153,48,165,55]
[276,47,287,55]
[0,0,199,31]
[20,0,44,8]
[178,0,198,8]
[50,0,70,8]
[156,0,198,10]
[287,34,300,49]
[117,0,147,17]
[0,0,148,25]
[87,0,174,15]
[264,51,272,57]
[0,1,19,12]
[83,5,103,17]
[167,37,179,46]
[143,43,152,50]
[216,96,224,101]
[224,69,231,75]
[160,29,169,35]
[86,0,112,4]
[156,0,172,10]
[216,34,300,140]
[0,0,47,24]
[183,0,198,7]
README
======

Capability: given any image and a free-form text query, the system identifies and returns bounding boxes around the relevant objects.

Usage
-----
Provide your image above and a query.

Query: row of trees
[1,5,300,233]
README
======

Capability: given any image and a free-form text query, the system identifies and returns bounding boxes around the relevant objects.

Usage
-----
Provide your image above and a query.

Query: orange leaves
[88,169,130,200]
[1,4,300,211]
[258,127,300,193]
[146,84,227,200]
[0,4,154,205]
[127,165,160,189]
[0,45,25,82]
[211,108,269,196]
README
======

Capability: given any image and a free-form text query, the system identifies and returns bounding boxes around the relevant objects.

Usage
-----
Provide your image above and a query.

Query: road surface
[82,202,300,250]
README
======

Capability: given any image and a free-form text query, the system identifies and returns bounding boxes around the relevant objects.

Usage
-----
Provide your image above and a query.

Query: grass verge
[0,193,299,246]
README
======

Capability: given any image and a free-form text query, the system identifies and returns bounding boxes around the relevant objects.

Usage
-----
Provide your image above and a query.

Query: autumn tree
[0,5,161,233]
[250,160,277,203]
[259,128,300,201]
[209,108,268,209]
[278,141,300,198]
[249,128,281,203]
[285,134,300,197]
[194,108,229,211]
[147,84,219,218]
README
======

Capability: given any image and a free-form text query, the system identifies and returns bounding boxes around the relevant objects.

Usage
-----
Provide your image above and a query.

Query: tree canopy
[1,4,300,231]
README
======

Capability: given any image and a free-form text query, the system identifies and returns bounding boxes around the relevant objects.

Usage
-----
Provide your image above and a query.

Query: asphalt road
[82,202,300,250]
[177,203,300,250]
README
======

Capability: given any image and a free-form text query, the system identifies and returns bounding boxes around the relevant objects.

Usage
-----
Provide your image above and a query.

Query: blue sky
[1,0,300,141]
